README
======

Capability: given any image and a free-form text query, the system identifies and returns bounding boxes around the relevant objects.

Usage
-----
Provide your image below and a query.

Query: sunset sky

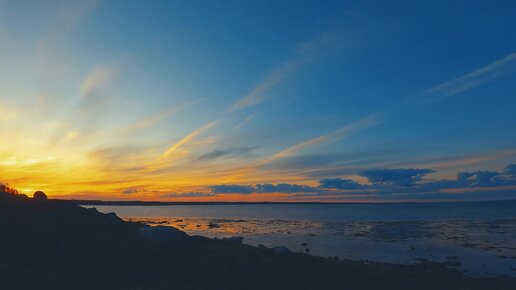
[1,0,516,201]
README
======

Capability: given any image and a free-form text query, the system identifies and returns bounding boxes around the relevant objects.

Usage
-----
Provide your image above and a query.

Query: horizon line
[62,198,516,206]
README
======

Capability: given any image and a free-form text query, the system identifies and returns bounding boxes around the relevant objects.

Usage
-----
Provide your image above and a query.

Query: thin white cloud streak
[60,63,123,143]
[124,101,195,134]
[414,148,516,171]
[263,114,381,165]
[421,52,516,101]
[232,51,516,176]
[158,121,219,161]
[372,51,516,137]
[227,31,345,113]
[224,114,382,181]
[227,59,305,112]
[267,53,516,178]
[234,113,258,130]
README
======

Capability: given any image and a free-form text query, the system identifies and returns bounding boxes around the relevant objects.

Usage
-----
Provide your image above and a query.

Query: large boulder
[33,191,47,200]
[138,226,188,243]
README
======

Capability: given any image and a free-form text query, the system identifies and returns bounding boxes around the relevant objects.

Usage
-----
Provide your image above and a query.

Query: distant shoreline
[67,199,516,206]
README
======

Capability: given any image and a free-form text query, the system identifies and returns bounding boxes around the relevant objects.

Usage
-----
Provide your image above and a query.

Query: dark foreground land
[1,192,514,290]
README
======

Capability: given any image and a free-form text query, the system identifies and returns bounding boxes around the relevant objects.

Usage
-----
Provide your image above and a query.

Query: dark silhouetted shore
[1,190,514,290]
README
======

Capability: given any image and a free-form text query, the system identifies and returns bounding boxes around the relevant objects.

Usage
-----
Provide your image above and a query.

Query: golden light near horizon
[0,102,312,199]
[1,0,516,202]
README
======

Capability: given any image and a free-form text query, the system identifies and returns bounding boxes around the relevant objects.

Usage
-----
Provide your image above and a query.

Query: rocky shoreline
[1,191,515,290]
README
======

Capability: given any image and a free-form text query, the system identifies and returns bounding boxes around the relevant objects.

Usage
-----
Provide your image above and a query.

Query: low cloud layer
[210,185,255,194]
[256,183,316,193]
[318,178,364,190]
[360,168,433,186]
[164,192,215,198]
[456,165,516,187]
[204,164,516,200]
[122,188,138,194]
[210,183,318,194]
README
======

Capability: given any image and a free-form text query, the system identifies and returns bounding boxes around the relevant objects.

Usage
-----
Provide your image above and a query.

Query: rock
[223,237,244,244]
[87,207,99,213]
[138,226,188,243]
[273,246,291,254]
[33,191,47,200]
[208,222,220,228]
[105,212,123,222]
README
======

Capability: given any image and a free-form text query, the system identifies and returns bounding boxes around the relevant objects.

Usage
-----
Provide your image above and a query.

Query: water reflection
[127,217,516,277]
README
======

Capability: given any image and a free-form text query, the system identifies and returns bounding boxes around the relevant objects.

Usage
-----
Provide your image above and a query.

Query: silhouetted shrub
[0,184,20,195]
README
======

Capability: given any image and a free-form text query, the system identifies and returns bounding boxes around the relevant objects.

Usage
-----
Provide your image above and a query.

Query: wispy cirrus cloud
[223,114,381,182]
[403,148,516,171]
[264,115,381,165]
[224,52,515,185]
[234,113,258,129]
[80,65,117,99]
[271,53,516,179]
[227,59,305,112]
[124,101,195,134]
[158,121,219,162]
[62,64,122,139]
[227,30,346,113]
[197,146,259,161]
[421,52,516,101]
[373,51,516,121]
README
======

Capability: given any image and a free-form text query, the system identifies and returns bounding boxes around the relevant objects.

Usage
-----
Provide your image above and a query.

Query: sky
[1,0,516,202]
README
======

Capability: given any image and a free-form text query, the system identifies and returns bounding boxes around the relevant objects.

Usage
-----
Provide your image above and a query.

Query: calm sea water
[89,201,516,277]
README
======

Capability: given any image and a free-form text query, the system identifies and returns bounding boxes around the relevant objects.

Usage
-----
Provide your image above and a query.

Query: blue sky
[1,0,516,201]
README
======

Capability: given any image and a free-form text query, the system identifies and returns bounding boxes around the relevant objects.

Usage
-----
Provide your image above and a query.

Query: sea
[88,200,516,277]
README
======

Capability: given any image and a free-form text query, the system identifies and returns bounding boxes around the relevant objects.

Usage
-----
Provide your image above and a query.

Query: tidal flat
[2,193,515,290]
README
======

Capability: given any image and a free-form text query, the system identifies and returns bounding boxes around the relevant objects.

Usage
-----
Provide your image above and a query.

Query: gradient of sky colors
[1,0,516,201]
